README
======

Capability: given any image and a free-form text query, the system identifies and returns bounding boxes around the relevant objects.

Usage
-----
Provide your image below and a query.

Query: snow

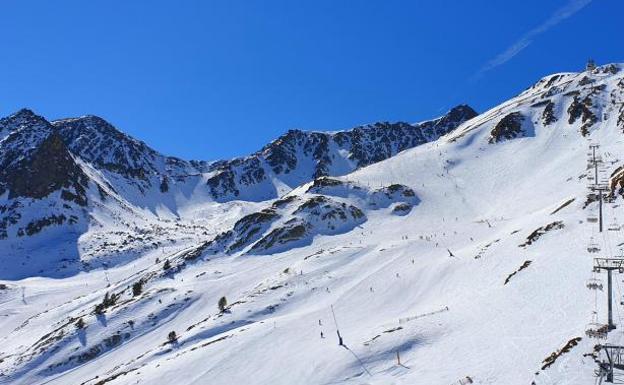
[1,64,624,384]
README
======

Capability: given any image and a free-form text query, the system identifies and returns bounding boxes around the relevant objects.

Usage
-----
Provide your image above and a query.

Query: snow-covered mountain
[0,105,473,279]
[204,104,476,201]
[2,63,624,385]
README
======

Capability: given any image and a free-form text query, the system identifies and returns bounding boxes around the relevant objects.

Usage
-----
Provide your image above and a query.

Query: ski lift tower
[588,143,602,183]
[593,258,624,331]
[599,345,624,383]
[591,184,609,233]
[588,143,608,232]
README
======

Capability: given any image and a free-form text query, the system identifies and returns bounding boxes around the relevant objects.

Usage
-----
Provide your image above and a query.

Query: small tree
[95,292,118,314]
[163,259,171,271]
[75,317,86,329]
[218,296,227,312]
[132,280,143,296]
[167,331,177,344]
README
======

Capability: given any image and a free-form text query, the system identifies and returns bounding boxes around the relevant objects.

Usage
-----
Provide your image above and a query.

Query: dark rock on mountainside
[489,112,526,143]
[542,101,558,126]
[0,131,88,204]
[567,95,597,136]
[249,220,309,253]
[205,209,281,253]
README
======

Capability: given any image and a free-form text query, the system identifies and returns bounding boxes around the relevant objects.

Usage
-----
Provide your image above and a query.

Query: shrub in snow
[75,317,86,329]
[132,280,143,296]
[168,331,177,344]
[218,296,228,312]
[95,292,118,314]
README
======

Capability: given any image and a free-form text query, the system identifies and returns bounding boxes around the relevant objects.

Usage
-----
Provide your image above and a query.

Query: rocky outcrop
[567,96,597,136]
[489,112,526,143]
[542,101,558,126]
[1,132,88,204]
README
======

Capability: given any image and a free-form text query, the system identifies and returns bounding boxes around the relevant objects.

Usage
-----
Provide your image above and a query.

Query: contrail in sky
[472,0,593,80]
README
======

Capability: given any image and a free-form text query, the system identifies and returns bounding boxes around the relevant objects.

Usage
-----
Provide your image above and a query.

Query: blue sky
[1,0,621,160]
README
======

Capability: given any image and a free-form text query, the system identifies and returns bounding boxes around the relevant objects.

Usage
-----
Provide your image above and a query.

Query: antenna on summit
[586,58,596,72]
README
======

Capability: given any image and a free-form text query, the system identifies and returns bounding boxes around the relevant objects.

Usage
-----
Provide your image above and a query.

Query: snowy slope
[2,63,624,385]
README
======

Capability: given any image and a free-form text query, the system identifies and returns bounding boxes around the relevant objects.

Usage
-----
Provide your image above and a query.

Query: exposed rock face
[0,109,55,176]
[249,220,309,253]
[609,166,624,199]
[392,202,413,215]
[19,214,73,237]
[542,101,558,126]
[220,209,281,253]
[206,157,266,199]
[0,108,49,137]
[489,112,525,143]
[1,133,88,204]
[519,221,564,247]
[567,95,597,136]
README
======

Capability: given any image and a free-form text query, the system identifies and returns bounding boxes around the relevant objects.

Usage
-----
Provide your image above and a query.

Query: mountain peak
[52,114,119,135]
[0,108,52,136]
[6,108,49,123]
[446,104,478,121]
[13,108,37,118]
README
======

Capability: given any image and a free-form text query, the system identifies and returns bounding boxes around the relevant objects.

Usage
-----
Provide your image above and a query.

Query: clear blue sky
[1,0,621,160]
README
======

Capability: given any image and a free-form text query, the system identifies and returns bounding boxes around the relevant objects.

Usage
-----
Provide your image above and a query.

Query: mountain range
[1,63,623,385]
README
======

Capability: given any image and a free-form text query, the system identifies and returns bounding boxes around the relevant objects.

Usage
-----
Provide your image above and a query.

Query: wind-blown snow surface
[2,64,624,385]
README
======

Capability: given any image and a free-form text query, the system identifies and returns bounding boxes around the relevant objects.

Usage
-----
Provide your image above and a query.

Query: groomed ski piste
[2,63,624,384]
